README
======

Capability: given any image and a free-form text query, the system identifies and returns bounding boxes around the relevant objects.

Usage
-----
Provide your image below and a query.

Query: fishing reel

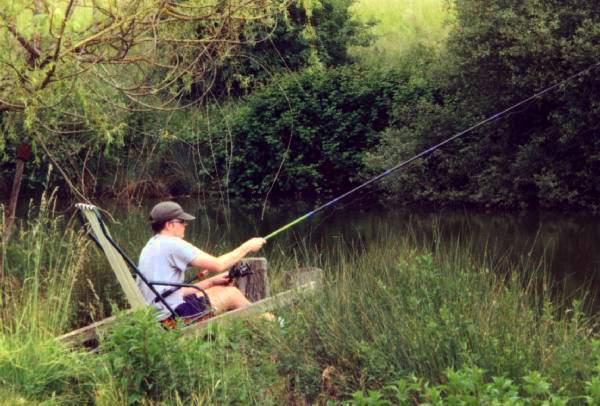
[227,262,253,279]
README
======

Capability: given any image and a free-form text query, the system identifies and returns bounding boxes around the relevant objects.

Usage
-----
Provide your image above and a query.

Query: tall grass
[0,192,88,336]
[0,200,598,403]
[349,0,454,67]
[0,193,98,403]
[252,228,599,402]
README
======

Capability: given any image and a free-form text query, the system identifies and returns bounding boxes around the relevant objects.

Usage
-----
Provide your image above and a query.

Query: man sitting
[137,201,266,321]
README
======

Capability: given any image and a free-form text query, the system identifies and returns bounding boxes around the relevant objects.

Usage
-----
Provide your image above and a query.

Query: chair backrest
[76,203,147,309]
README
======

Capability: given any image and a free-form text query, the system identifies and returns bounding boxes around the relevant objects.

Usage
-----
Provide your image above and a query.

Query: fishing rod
[262,61,600,241]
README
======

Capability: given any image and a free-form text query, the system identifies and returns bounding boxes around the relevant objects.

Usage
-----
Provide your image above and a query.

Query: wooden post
[3,143,32,242]
[234,257,269,302]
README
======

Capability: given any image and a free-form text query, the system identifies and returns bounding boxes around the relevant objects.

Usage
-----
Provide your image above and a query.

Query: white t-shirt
[137,235,200,320]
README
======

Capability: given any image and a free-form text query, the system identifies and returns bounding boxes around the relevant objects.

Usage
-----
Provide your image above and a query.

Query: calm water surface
[112,199,600,307]
[186,201,598,274]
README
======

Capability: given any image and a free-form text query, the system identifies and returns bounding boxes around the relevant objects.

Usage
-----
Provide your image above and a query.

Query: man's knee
[224,286,250,303]
[206,285,249,311]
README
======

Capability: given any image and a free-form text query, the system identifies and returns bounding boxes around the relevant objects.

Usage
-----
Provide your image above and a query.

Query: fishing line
[263,61,600,241]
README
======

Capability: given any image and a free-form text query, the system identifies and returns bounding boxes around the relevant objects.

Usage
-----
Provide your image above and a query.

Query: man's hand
[243,237,267,253]
[195,270,209,280]
[209,275,232,287]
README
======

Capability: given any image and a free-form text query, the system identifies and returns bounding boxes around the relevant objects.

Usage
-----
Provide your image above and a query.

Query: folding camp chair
[75,203,213,323]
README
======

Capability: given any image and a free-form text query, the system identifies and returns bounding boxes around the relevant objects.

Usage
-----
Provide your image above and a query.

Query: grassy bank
[1,200,599,403]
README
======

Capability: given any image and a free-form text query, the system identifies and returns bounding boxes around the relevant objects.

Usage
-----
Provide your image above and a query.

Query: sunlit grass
[349,0,454,67]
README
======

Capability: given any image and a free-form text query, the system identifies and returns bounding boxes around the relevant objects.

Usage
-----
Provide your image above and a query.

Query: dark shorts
[174,294,209,318]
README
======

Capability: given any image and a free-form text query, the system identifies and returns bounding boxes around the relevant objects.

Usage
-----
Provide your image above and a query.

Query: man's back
[137,234,199,319]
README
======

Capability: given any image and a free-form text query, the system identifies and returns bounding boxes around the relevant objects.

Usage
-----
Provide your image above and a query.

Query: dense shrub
[101,310,274,404]
[212,65,404,199]
[369,0,600,209]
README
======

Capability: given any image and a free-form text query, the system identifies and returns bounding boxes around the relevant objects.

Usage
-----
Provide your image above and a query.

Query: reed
[254,226,599,401]
[0,191,88,336]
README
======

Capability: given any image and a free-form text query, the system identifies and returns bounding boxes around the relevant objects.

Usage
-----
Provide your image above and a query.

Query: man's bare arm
[189,238,266,273]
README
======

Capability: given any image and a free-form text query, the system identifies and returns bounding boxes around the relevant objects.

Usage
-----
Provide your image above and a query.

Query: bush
[212,65,404,199]
[100,310,277,404]
[369,0,600,209]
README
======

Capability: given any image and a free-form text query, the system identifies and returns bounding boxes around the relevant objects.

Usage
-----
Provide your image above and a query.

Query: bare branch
[59,7,152,59]
[40,0,77,89]
[1,16,42,66]
[0,97,25,111]
[31,131,91,202]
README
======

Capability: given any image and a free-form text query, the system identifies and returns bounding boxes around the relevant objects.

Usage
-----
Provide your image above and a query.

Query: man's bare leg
[204,285,251,314]
[200,271,230,284]
[181,281,250,314]
[182,272,274,319]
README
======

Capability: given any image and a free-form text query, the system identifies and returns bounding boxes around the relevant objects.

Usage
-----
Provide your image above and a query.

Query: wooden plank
[182,280,318,337]
[283,267,323,290]
[57,270,321,348]
[56,309,136,348]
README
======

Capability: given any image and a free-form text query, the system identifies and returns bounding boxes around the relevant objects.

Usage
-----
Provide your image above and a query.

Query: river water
[104,199,600,311]
[162,199,599,299]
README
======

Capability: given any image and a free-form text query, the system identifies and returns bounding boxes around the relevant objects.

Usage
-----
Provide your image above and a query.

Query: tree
[0,0,284,239]
[192,0,371,99]
[208,65,402,200]
[371,0,600,209]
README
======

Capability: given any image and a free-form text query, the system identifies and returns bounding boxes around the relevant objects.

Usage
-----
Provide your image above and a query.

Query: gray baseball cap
[150,201,196,223]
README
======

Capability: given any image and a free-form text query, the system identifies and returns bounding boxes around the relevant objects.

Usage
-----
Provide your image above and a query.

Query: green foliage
[350,389,387,405]
[205,0,372,99]
[1,0,597,211]
[211,65,403,198]
[350,367,582,404]
[349,0,454,68]
[100,310,272,404]
[369,0,600,209]
[101,310,185,403]
[446,0,600,209]
[0,0,285,198]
